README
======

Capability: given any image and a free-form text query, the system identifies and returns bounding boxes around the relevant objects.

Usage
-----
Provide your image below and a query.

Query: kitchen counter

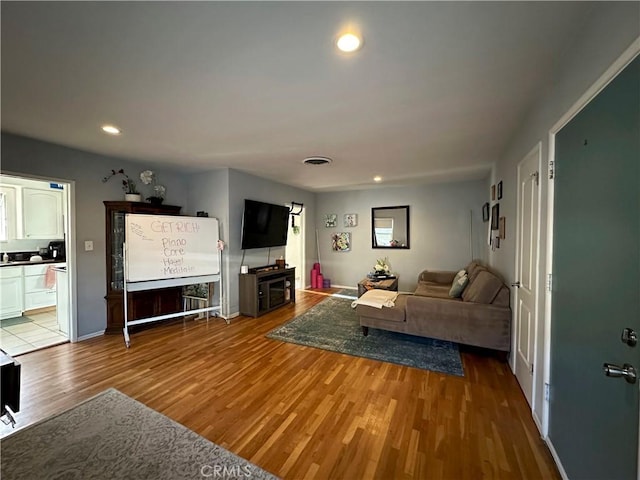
[0,259,62,267]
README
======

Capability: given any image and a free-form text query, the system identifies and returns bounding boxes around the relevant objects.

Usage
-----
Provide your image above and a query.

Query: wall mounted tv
[241,199,290,250]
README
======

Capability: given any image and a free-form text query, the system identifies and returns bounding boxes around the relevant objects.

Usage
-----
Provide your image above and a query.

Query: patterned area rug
[1,389,279,480]
[267,294,464,376]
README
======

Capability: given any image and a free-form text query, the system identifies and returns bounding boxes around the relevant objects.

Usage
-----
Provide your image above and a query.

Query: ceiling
[1,2,600,192]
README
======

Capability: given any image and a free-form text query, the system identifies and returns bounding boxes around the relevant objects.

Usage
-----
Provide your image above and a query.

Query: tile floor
[0,311,68,356]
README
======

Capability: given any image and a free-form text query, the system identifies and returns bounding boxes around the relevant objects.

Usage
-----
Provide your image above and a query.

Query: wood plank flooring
[0,289,559,479]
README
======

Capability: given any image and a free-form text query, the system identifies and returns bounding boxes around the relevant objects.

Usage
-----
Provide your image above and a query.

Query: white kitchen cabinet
[22,187,64,239]
[23,263,64,311]
[0,267,24,320]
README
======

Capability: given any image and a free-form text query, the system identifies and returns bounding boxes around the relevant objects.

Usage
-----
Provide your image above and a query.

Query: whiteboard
[125,214,220,283]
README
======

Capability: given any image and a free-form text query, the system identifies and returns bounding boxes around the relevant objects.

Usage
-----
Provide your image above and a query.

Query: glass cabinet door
[111,211,125,290]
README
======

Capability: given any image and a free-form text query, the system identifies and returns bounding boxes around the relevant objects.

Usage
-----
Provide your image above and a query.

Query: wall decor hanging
[499,216,506,239]
[482,202,490,222]
[331,232,351,252]
[491,203,500,230]
[344,213,358,227]
[325,214,337,228]
[497,181,503,200]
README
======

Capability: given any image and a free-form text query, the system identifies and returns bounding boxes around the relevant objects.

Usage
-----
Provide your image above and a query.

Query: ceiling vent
[303,156,332,166]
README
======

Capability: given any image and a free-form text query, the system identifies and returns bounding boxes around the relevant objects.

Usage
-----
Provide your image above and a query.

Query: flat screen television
[241,199,290,249]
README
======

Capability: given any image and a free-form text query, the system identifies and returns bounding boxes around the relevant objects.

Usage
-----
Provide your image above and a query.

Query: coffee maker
[48,240,65,261]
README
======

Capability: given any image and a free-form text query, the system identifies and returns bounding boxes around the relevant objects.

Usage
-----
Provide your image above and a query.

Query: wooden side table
[357,277,399,297]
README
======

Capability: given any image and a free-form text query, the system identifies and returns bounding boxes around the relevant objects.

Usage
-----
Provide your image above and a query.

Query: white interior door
[514,145,541,407]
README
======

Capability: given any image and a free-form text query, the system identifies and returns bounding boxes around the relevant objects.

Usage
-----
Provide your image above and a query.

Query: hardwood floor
[1,289,559,479]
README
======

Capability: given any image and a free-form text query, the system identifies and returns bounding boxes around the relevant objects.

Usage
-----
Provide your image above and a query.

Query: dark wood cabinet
[239,267,295,317]
[104,201,183,334]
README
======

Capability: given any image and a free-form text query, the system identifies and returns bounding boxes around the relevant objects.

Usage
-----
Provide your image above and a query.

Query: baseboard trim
[546,437,569,480]
[77,330,104,342]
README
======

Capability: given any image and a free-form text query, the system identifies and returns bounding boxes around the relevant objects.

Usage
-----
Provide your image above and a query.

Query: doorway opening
[285,205,305,289]
[0,174,73,356]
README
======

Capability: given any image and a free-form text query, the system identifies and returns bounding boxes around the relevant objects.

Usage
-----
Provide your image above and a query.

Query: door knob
[511,281,521,288]
[603,363,637,384]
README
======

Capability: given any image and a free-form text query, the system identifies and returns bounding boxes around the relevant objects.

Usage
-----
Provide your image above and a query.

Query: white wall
[315,180,488,292]
[488,3,639,431]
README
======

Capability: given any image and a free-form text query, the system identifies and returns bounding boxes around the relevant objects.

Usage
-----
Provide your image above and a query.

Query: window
[373,217,393,246]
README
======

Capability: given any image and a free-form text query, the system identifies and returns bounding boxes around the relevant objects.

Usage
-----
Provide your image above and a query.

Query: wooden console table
[357,277,399,297]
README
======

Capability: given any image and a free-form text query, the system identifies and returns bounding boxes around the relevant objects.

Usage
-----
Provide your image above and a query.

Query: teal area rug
[267,294,464,376]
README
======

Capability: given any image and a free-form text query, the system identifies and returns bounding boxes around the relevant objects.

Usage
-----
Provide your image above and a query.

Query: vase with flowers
[140,170,166,205]
[102,169,140,201]
[370,257,391,278]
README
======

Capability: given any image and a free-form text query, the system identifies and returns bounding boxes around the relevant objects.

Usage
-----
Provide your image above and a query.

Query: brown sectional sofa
[355,261,512,352]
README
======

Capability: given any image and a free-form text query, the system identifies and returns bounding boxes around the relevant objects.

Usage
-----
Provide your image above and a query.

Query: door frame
[512,142,542,416]
[285,204,306,290]
[542,37,640,477]
[1,170,77,343]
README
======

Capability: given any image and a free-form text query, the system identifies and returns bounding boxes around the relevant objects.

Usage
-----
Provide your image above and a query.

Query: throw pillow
[449,273,469,298]
[451,269,466,285]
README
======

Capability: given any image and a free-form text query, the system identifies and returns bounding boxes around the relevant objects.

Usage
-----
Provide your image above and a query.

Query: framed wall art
[491,203,500,230]
[499,216,506,239]
[482,202,490,222]
[344,213,358,227]
[331,232,351,252]
[325,214,337,228]
[497,181,503,200]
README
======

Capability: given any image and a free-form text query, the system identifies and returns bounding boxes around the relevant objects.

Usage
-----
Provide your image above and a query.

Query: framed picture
[344,213,358,227]
[331,232,351,252]
[325,214,337,228]
[497,181,503,200]
[491,184,496,201]
[482,202,490,222]
[499,216,506,239]
[491,203,500,230]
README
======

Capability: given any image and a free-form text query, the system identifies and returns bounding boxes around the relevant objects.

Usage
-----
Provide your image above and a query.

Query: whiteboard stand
[122,259,223,348]
[121,214,225,347]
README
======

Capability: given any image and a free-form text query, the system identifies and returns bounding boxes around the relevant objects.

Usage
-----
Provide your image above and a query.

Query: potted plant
[140,170,166,205]
[102,169,140,201]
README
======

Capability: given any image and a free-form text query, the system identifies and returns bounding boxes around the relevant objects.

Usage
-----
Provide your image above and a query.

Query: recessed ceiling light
[373,176,382,182]
[336,33,362,53]
[101,125,121,135]
[303,156,332,166]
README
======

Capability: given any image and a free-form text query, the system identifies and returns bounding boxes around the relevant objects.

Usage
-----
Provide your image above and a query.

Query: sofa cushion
[418,270,456,285]
[449,272,469,298]
[462,270,503,304]
[492,286,510,307]
[466,261,480,278]
[468,265,487,285]
[415,282,451,299]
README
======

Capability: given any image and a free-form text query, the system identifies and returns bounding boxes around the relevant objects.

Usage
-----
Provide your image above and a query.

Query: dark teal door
[550,56,639,479]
